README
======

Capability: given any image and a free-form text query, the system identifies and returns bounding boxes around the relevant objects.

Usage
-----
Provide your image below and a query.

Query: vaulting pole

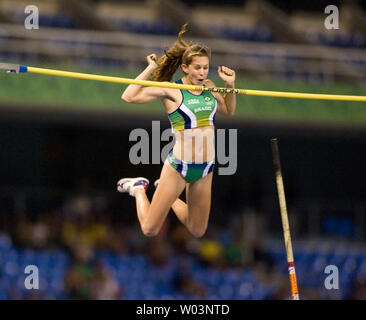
[1,63,366,102]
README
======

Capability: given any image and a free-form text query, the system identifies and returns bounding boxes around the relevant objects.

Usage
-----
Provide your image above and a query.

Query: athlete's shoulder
[164,85,181,95]
[160,82,182,102]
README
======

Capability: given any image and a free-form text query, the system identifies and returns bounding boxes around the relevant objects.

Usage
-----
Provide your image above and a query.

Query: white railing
[0,23,365,81]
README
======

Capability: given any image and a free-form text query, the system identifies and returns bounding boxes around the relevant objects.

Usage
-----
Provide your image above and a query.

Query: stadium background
[0,0,366,300]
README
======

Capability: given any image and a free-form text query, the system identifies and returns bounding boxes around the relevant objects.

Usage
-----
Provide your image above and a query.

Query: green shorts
[166,150,214,183]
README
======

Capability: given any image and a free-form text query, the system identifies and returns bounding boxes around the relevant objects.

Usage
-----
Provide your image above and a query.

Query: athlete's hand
[147,54,159,69]
[217,66,236,87]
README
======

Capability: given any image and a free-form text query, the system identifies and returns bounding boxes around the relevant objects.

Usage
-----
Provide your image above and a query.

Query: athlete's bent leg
[154,179,189,226]
[184,172,213,238]
[171,198,188,225]
[151,171,213,238]
[136,163,186,236]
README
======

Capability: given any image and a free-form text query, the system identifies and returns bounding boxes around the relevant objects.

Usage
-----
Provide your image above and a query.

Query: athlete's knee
[189,223,208,238]
[141,223,160,237]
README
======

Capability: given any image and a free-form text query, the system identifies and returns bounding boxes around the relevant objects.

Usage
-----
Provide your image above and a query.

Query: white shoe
[154,179,160,188]
[117,177,149,196]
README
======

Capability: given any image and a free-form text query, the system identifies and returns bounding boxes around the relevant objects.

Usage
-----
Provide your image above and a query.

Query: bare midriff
[172,125,215,163]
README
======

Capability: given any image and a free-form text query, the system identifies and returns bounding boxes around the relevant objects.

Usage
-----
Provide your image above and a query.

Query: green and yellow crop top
[168,79,217,132]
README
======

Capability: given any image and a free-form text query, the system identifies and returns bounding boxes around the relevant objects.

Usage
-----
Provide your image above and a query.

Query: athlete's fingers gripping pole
[270,138,299,300]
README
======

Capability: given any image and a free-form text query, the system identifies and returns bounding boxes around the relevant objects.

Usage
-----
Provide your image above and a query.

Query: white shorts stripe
[202,160,214,177]
[181,162,188,177]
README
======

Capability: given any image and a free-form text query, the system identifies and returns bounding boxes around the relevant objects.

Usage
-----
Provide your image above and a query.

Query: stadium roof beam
[57,0,116,31]
[148,0,271,77]
[0,8,14,23]
[148,0,217,38]
[245,0,365,84]
[245,0,311,44]
[342,2,366,37]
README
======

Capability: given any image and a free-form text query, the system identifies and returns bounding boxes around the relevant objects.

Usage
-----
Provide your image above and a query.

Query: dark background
[1,113,366,236]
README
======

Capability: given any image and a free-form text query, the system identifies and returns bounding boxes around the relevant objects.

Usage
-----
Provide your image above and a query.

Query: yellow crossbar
[4,65,366,102]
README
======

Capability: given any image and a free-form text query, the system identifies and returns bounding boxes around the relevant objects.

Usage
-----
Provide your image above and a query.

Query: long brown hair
[150,24,211,82]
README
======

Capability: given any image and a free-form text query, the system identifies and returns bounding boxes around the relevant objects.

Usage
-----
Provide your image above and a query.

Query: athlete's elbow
[221,104,235,117]
[224,109,235,117]
[121,93,133,103]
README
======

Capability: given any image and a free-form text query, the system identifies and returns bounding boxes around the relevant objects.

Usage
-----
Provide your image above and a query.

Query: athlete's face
[182,56,210,85]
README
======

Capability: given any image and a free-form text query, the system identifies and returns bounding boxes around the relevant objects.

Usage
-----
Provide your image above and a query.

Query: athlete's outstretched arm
[121,54,168,104]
